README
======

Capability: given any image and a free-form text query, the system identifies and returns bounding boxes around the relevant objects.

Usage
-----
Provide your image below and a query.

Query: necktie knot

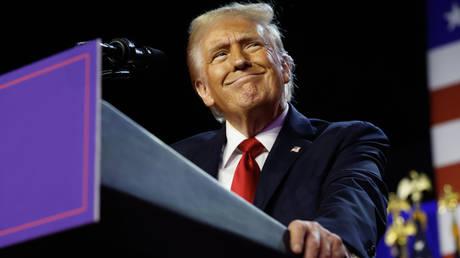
[238,138,265,157]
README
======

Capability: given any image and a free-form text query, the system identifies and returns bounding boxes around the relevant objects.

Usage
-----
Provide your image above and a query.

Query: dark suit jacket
[172,105,389,258]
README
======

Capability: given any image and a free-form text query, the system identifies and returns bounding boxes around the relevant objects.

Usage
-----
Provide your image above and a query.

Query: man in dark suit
[173,2,389,258]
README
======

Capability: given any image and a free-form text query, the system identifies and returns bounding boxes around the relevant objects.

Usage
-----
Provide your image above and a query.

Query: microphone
[101,38,166,69]
[77,38,166,79]
[92,38,166,79]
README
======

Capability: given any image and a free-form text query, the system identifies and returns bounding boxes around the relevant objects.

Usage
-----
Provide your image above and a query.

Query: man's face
[194,17,290,120]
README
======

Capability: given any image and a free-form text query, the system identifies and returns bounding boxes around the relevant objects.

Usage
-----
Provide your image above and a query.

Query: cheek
[254,51,284,80]
[206,64,229,85]
[265,48,282,66]
[254,49,276,65]
[257,54,285,85]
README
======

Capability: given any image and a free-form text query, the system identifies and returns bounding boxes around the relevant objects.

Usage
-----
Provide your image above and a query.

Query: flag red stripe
[435,162,460,196]
[431,82,460,125]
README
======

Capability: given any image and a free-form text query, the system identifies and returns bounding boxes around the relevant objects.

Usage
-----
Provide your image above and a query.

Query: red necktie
[231,138,265,203]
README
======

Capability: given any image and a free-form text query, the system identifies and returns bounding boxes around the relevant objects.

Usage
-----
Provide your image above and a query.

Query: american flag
[427,0,460,257]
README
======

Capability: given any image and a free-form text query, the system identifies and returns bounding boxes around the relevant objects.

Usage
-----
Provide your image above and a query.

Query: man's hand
[288,220,351,258]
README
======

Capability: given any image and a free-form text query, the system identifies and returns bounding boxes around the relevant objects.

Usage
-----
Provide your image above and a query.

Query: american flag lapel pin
[290,146,301,153]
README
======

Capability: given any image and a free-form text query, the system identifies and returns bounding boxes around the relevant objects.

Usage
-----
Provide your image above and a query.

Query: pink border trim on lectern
[0,53,91,237]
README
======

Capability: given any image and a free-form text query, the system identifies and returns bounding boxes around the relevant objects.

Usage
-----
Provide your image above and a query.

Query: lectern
[0,41,296,257]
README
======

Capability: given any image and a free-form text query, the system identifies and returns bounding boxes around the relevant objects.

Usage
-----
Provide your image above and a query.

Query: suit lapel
[198,126,227,179]
[253,105,316,211]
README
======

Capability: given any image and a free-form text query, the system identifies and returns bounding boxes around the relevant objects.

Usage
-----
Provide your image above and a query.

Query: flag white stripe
[428,40,460,91]
[439,210,457,255]
[431,118,460,168]
[456,205,460,232]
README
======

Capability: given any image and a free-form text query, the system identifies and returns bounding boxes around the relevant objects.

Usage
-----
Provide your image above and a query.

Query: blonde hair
[187,2,295,122]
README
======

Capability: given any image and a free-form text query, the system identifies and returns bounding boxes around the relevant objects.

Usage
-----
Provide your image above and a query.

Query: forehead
[201,17,264,46]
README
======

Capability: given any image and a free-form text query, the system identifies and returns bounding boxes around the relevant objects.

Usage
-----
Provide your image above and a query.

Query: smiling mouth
[224,73,264,86]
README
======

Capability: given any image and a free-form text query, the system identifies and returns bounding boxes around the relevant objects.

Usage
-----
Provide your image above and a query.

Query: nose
[231,46,251,71]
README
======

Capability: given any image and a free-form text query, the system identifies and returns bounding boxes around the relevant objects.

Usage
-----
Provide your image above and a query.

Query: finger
[288,220,307,254]
[304,222,321,258]
[318,229,331,258]
[329,233,346,258]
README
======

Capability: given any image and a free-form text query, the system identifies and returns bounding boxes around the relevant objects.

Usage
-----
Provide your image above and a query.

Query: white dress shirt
[217,105,289,190]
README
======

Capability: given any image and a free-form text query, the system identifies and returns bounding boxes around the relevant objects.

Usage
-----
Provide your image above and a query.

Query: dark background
[1,0,433,199]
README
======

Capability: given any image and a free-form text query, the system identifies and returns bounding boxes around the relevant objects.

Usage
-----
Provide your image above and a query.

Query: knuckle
[311,221,320,228]
[290,221,309,233]
[288,220,301,230]
[292,219,304,227]
[332,234,343,245]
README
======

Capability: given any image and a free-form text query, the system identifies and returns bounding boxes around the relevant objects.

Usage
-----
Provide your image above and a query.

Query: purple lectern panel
[0,40,100,248]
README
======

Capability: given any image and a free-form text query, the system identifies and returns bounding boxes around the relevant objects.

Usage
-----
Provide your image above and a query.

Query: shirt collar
[221,105,289,168]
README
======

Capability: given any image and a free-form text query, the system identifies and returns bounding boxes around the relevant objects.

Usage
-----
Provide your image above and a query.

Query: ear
[280,56,291,84]
[194,79,215,107]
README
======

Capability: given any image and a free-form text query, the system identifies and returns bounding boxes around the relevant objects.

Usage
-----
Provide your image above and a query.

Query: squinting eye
[248,42,262,48]
[212,52,227,61]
